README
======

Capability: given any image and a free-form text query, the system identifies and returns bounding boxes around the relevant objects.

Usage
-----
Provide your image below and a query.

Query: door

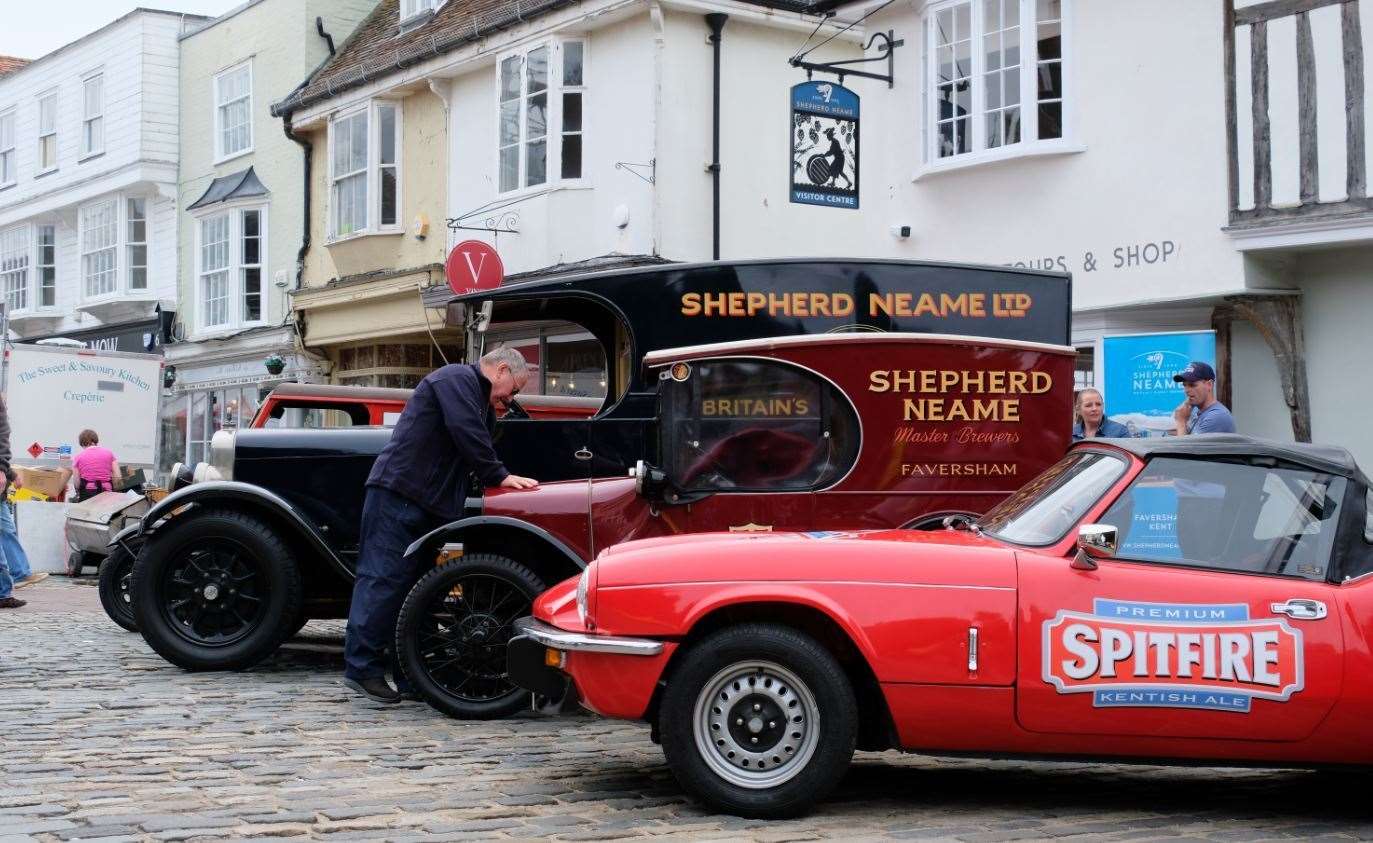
[1017,455,1347,742]
[650,355,861,536]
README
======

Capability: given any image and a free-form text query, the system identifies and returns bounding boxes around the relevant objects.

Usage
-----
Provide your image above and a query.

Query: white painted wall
[177,0,372,339]
[1293,246,1373,467]
[0,10,196,338]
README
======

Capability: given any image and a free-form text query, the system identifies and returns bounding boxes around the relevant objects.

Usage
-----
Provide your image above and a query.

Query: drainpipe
[705,13,727,261]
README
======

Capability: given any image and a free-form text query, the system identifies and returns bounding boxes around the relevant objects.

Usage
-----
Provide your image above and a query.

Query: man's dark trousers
[344,486,444,684]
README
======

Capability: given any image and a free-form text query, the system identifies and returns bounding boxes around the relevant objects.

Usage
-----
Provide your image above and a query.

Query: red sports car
[508,435,1373,817]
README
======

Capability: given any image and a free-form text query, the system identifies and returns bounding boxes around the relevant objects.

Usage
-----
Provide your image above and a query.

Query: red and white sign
[1042,600,1304,712]
[446,240,504,295]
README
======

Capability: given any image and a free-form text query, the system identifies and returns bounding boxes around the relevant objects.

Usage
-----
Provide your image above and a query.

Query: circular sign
[445,240,505,295]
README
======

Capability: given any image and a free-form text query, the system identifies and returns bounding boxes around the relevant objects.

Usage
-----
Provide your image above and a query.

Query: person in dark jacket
[344,346,538,703]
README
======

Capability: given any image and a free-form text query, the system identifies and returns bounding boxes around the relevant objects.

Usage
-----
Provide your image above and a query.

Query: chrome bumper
[512,616,665,656]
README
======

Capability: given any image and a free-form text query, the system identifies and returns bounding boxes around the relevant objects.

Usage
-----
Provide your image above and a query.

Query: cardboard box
[15,466,70,500]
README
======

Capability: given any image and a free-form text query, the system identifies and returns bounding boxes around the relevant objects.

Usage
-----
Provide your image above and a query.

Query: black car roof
[447,256,1070,305]
[1077,434,1365,482]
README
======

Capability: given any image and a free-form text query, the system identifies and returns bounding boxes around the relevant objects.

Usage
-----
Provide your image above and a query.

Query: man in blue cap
[1171,361,1236,435]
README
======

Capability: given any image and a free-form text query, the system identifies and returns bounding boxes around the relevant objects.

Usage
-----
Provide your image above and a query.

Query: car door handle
[574,448,593,461]
[1270,598,1327,620]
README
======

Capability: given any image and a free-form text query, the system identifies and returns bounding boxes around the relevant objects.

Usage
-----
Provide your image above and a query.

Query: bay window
[215,61,253,161]
[328,101,401,238]
[80,200,117,297]
[37,225,55,308]
[0,109,14,187]
[197,206,267,331]
[78,194,153,302]
[82,73,104,158]
[923,0,1068,165]
[1,225,29,313]
[499,40,586,193]
[37,92,57,172]
[127,198,147,289]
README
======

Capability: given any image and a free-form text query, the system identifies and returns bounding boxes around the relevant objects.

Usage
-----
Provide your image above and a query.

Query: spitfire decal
[1042,599,1303,713]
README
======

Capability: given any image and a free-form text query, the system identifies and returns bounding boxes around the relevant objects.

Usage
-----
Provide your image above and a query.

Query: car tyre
[97,543,141,632]
[396,553,547,720]
[659,623,857,818]
[131,509,302,671]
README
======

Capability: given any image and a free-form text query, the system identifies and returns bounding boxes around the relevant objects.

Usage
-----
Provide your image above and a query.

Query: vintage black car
[122,257,1072,719]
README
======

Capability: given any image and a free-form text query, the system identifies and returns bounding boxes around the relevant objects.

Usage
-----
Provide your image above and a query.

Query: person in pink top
[73,429,120,502]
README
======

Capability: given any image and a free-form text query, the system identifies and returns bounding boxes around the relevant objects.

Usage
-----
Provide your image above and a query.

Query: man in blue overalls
[344,346,538,703]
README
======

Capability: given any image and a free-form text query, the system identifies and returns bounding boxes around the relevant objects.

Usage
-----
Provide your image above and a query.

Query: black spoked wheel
[98,543,141,632]
[158,540,269,648]
[131,509,301,671]
[397,554,547,719]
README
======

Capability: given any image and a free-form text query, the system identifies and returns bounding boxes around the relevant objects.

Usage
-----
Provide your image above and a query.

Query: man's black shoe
[344,676,401,704]
[0,596,26,609]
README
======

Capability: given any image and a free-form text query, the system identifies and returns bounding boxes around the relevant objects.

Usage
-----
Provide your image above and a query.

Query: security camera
[890,224,912,239]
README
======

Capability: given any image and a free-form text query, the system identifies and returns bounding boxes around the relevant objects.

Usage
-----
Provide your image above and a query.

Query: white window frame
[193,202,269,335]
[0,109,15,188]
[917,0,1080,179]
[77,193,153,303]
[126,197,148,290]
[36,223,56,310]
[81,72,104,160]
[37,91,58,175]
[79,199,118,299]
[326,100,403,241]
[214,60,254,164]
[0,224,30,314]
[496,39,588,196]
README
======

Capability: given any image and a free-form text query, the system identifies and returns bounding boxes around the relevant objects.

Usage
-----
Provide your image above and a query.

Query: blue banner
[791,82,859,209]
[1102,331,1216,437]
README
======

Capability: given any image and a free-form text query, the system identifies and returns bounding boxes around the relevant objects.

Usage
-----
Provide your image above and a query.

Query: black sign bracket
[789,30,903,89]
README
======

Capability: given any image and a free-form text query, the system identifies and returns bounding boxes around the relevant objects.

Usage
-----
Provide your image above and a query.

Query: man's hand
[1172,400,1192,424]
[499,474,539,490]
[0,475,7,495]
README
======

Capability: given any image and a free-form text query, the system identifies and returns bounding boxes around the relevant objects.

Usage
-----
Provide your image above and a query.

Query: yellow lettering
[969,293,986,317]
[1004,399,1020,422]
[1031,371,1053,394]
[869,370,890,393]
[681,293,702,316]
[809,293,830,317]
[746,292,767,315]
[903,398,924,421]
[869,292,893,317]
[833,293,854,317]
[1008,371,1028,393]
[703,293,727,316]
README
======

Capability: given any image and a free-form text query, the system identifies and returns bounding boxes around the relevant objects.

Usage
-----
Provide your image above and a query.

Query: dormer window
[399,0,444,29]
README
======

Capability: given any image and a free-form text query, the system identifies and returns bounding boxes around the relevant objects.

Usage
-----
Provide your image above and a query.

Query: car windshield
[978,450,1128,546]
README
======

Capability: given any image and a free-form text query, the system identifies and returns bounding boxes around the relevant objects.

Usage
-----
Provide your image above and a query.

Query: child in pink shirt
[73,429,120,502]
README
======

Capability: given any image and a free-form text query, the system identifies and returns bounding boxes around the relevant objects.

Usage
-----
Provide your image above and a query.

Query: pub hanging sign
[790,81,859,210]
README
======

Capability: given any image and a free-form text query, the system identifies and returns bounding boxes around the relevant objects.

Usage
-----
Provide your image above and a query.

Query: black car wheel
[659,624,857,818]
[131,509,302,671]
[97,543,141,632]
[396,554,547,719]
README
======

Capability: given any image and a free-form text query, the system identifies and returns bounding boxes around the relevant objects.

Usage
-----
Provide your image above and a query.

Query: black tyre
[97,543,140,632]
[659,624,857,818]
[396,553,547,719]
[130,509,303,671]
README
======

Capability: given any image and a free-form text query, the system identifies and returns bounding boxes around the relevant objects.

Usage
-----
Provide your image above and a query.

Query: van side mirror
[1072,524,1118,570]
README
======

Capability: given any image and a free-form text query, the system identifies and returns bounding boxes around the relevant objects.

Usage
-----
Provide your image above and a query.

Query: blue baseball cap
[1173,361,1216,383]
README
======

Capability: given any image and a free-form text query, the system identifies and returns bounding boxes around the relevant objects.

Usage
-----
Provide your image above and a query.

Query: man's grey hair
[480,345,530,377]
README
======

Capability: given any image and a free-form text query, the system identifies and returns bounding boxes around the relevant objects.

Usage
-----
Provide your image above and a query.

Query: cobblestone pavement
[2,580,1371,842]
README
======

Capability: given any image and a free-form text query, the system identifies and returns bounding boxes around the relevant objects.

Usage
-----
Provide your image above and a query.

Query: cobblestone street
[1,580,1370,842]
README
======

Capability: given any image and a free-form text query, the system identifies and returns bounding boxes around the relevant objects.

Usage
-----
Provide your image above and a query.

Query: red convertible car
[508,435,1373,817]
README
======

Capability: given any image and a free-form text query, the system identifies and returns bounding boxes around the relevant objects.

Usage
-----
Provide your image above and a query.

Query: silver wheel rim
[692,660,820,790]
